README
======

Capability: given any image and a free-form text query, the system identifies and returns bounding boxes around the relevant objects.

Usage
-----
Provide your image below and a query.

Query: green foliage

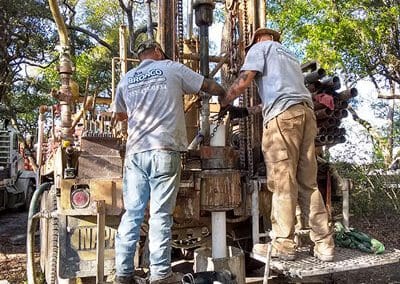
[0,0,57,139]
[267,0,400,84]
[77,0,122,48]
[334,162,400,216]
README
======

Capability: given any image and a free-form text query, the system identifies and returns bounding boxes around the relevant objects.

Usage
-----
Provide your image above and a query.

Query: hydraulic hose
[26,182,52,284]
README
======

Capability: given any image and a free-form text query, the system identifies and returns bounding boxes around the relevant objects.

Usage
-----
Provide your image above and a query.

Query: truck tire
[24,180,35,211]
[45,187,58,284]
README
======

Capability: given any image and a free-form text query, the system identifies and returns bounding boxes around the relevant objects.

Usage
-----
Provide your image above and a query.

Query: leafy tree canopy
[267,0,399,86]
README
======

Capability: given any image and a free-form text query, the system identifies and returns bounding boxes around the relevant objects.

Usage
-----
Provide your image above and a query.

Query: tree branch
[377,94,400,100]
[67,25,114,53]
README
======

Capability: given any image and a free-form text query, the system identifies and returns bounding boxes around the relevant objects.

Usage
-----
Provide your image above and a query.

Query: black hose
[26,182,52,284]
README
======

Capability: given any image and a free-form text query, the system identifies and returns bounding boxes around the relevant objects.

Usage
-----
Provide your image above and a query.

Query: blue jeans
[115,150,181,280]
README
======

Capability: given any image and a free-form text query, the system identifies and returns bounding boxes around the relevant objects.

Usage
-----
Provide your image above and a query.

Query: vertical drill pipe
[187,0,194,39]
[252,180,260,246]
[199,25,210,77]
[199,93,210,145]
[211,211,227,258]
[145,0,154,40]
[199,25,210,143]
[158,0,175,59]
[258,0,266,28]
[194,1,214,145]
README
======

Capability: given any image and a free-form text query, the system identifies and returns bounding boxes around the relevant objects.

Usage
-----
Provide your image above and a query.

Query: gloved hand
[217,104,232,119]
[228,106,249,119]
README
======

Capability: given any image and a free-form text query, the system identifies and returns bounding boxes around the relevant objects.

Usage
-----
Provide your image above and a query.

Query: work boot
[114,275,147,284]
[150,272,183,284]
[313,242,334,262]
[252,243,296,261]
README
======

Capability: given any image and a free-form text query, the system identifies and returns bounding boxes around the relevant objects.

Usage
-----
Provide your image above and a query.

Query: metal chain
[228,1,240,79]
[177,0,184,62]
[210,115,224,139]
[243,0,249,45]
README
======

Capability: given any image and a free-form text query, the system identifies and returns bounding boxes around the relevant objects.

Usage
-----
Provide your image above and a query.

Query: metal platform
[251,247,400,279]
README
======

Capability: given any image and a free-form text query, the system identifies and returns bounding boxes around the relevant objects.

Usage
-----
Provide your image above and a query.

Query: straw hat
[245,28,281,53]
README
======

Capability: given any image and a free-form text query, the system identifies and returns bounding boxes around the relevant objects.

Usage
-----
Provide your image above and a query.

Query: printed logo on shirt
[127,69,166,90]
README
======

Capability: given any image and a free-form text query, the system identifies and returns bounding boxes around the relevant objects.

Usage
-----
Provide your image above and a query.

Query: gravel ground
[0,211,399,283]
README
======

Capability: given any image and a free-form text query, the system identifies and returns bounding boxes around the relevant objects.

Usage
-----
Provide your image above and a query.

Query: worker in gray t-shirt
[113,40,226,284]
[221,28,334,263]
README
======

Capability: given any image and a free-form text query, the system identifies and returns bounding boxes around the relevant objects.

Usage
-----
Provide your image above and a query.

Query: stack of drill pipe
[302,65,358,147]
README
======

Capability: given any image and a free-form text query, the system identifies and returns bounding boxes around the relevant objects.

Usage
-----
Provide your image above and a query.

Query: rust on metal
[200,146,239,169]
[200,169,241,211]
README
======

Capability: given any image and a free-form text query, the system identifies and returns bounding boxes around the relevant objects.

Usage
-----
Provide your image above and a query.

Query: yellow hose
[48,0,69,47]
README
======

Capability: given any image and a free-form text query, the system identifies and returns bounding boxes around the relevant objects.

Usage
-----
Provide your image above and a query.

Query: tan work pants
[262,103,333,251]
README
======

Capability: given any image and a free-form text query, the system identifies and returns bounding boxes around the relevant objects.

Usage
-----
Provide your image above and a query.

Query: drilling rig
[26,0,400,283]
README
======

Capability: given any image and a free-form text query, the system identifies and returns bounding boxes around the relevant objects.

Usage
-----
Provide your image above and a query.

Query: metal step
[251,247,400,278]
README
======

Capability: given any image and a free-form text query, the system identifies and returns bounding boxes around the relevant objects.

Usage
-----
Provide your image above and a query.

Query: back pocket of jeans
[153,150,179,176]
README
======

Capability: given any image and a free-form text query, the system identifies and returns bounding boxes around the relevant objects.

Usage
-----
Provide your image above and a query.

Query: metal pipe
[320,76,341,90]
[318,117,337,128]
[158,0,175,59]
[334,99,349,109]
[315,108,334,120]
[49,0,73,141]
[304,68,326,84]
[187,0,194,39]
[193,0,214,146]
[338,128,346,136]
[334,135,346,144]
[342,179,351,229]
[119,25,128,75]
[27,182,52,284]
[96,200,106,283]
[111,57,116,102]
[337,88,358,101]
[315,135,327,145]
[251,180,260,246]
[333,109,348,119]
[199,25,210,76]
[199,93,210,144]
[263,244,272,284]
[36,110,46,167]
[318,126,327,135]
[258,0,266,28]
[181,53,228,63]
[145,0,154,40]
[112,57,139,102]
[209,54,228,78]
[326,135,334,144]
[211,211,227,258]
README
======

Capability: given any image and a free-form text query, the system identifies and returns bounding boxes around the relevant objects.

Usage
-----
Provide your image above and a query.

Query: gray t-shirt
[114,59,204,155]
[241,41,313,125]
